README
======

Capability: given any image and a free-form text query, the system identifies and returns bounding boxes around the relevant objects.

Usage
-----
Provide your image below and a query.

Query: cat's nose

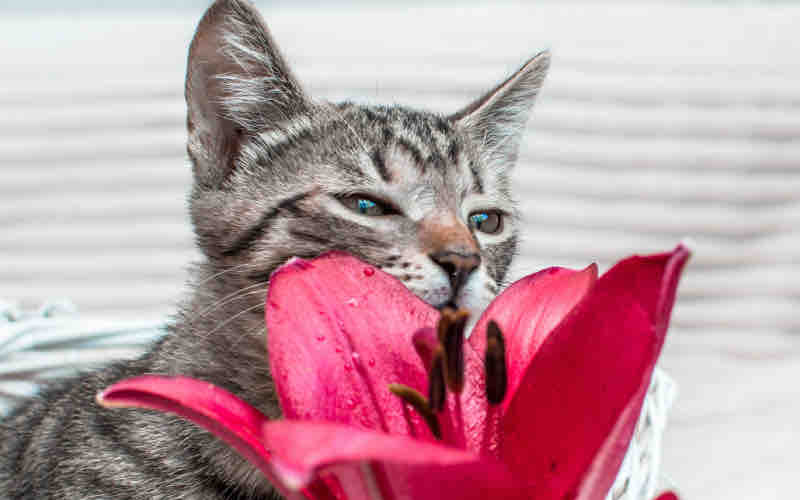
[430,250,481,297]
[420,212,482,301]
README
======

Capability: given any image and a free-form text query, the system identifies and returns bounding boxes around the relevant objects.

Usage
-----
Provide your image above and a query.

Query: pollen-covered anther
[388,383,442,439]
[485,320,508,405]
[438,308,469,394]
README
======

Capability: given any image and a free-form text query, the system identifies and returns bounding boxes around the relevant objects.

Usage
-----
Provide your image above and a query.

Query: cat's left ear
[186,0,310,188]
[450,51,550,171]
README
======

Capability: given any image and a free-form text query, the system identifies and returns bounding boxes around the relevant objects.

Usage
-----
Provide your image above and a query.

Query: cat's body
[0,1,549,498]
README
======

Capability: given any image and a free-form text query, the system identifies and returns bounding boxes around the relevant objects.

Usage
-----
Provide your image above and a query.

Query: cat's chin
[426,297,486,339]
[429,298,456,311]
[412,285,484,314]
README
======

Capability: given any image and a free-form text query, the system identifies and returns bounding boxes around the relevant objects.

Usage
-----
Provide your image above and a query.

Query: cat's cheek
[385,254,449,308]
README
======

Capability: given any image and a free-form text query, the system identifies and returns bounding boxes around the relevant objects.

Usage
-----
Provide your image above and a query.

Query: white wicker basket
[0,299,165,416]
[0,299,676,499]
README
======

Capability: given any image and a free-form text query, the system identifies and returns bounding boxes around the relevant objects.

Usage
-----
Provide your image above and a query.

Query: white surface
[1,3,798,498]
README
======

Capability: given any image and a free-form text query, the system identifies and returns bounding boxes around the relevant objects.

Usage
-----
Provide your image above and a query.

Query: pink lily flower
[98,246,688,500]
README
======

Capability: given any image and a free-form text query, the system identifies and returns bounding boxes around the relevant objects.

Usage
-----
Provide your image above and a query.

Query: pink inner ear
[185,0,308,187]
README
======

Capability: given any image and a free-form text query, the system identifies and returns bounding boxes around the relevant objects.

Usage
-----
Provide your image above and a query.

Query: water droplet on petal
[363,267,375,277]
[346,298,359,307]
[344,362,353,371]
[351,352,361,365]
[316,335,326,342]
[368,358,375,367]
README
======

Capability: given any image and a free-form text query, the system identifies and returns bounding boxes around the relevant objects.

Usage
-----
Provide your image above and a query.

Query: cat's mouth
[410,284,454,312]
[417,286,477,318]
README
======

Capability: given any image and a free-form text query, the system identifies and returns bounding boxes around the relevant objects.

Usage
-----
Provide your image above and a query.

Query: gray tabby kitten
[0,0,549,498]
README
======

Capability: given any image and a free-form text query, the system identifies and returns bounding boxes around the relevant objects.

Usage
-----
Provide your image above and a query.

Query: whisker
[228,324,271,354]
[193,282,268,320]
[203,303,265,339]
[193,261,263,288]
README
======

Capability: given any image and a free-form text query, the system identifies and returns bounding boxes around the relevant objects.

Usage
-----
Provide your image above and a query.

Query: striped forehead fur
[233,103,483,191]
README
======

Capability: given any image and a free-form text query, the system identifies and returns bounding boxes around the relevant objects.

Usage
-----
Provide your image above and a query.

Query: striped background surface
[1,3,798,498]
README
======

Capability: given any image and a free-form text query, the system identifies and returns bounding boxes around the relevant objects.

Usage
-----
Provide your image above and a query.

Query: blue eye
[470,213,489,225]
[469,211,502,234]
[357,199,377,214]
[340,195,391,216]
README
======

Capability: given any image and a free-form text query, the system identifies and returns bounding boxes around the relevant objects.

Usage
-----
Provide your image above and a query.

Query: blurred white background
[1,1,798,498]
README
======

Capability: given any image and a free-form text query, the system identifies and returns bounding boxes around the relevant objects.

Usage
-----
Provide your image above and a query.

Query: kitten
[0,0,549,498]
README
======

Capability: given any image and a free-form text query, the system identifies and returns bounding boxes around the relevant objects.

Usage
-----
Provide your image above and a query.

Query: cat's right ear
[186,0,309,188]
[450,52,550,173]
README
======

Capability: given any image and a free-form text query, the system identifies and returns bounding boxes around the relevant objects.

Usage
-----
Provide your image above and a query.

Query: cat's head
[185,0,549,321]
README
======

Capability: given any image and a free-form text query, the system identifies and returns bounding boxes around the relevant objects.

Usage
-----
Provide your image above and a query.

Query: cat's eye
[469,211,503,234]
[340,195,394,216]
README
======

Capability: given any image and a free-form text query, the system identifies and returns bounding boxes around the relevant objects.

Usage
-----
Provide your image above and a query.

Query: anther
[438,308,469,394]
[428,348,447,413]
[388,383,442,439]
[485,320,508,405]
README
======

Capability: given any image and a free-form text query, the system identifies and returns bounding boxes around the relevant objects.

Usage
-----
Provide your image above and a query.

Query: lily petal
[267,252,438,438]
[469,264,598,400]
[260,419,526,500]
[501,245,690,500]
[98,375,524,500]
[267,252,493,452]
[96,375,301,498]
[654,493,679,500]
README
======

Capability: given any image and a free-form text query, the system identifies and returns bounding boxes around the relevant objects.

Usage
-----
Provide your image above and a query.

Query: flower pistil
[389,308,508,440]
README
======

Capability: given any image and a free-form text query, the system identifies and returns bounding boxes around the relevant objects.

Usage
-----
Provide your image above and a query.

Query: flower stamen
[388,383,442,439]
[390,308,480,440]
[485,320,508,405]
[427,348,447,413]
[438,308,469,394]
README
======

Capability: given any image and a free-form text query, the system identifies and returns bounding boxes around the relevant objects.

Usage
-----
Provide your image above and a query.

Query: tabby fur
[0,1,549,498]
